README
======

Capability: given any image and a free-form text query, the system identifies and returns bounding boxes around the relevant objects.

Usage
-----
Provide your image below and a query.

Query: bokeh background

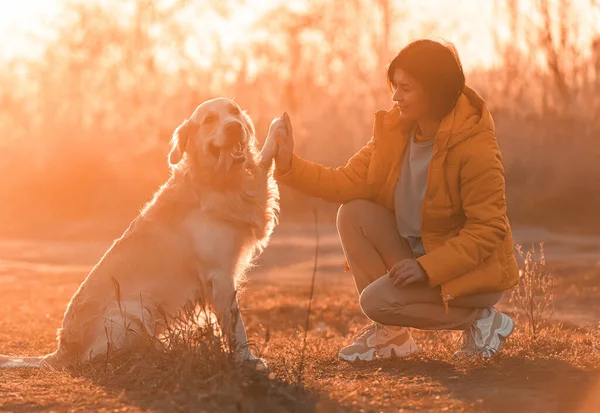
[1,0,599,239]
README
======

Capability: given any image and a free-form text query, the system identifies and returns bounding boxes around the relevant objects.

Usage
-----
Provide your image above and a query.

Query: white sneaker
[338,323,419,362]
[455,307,515,358]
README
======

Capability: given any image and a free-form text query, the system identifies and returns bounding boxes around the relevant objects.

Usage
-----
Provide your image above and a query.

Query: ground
[1,221,599,412]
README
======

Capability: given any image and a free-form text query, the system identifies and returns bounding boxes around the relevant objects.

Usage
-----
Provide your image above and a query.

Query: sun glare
[1,0,599,70]
[0,0,59,60]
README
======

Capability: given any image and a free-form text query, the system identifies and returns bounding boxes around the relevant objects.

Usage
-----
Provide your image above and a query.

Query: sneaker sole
[339,340,420,362]
[338,348,376,362]
[377,340,420,359]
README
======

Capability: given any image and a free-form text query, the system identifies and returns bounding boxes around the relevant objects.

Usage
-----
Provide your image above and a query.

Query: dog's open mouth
[231,142,245,163]
[209,142,246,174]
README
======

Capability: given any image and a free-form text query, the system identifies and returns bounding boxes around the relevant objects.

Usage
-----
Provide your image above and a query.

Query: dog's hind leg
[88,302,160,359]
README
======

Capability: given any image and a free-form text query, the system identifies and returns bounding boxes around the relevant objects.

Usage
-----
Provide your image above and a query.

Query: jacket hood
[377,85,495,151]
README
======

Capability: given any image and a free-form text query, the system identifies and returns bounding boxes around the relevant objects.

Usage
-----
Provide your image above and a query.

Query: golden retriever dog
[0,98,281,369]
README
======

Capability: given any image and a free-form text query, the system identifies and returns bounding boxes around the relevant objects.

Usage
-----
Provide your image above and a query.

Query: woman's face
[391,68,430,121]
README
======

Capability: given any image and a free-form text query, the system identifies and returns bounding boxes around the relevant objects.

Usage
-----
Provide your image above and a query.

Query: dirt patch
[1,227,600,412]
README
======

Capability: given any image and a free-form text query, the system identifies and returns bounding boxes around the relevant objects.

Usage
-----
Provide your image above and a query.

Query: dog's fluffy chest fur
[183,209,246,271]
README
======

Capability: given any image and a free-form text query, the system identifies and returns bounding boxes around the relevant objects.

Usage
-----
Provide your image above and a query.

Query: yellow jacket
[275,86,519,304]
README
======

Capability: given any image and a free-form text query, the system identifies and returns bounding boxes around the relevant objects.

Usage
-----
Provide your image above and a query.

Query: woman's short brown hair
[387,39,465,119]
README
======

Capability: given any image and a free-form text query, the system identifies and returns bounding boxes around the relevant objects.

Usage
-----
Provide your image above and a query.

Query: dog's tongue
[216,149,234,174]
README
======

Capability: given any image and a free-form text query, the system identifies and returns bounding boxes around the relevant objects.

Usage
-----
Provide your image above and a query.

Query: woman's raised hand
[275,112,294,175]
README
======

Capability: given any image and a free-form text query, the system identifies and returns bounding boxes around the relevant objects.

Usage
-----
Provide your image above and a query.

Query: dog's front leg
[210,274,266,369]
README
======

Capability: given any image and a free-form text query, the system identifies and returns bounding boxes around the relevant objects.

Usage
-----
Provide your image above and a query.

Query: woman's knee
[359,277,391,322]
[336,199,373,235]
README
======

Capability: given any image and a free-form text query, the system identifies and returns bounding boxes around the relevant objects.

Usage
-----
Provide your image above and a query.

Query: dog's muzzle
[214,122,246,174]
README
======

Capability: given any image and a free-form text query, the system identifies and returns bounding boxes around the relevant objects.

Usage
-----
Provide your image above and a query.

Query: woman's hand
[274,112,294,175]
[388,258,428,288]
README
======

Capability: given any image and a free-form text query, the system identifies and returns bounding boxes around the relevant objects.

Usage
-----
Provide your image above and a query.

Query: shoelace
[458,324,483,354]
[458,324,498,358]
[352,324,376,342]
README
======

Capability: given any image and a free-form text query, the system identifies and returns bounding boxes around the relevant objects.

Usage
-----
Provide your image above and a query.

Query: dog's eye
[203,114,218,124]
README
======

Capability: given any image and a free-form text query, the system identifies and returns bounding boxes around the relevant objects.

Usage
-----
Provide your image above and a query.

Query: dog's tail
[0,352,56,368]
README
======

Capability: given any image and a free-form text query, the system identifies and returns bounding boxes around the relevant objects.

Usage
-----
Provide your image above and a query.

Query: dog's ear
[240,110,255,138]
[168,119,195,165]
[240,109,259,152]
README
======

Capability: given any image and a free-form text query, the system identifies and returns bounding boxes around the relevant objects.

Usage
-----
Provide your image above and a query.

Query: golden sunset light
[1,1,599,412]
[2,0,598,69]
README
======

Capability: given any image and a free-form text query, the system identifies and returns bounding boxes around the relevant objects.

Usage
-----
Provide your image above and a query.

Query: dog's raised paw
[258,117,284,165]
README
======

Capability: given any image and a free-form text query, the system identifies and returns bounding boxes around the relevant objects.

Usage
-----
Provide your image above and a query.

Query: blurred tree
[496,0,600,118]
[1,0,599,235]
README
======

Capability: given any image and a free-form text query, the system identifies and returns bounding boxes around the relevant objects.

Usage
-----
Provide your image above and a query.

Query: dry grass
[510,243,556,339]
[1,236,600,413]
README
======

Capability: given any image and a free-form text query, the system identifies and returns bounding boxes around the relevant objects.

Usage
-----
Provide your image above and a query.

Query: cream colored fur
[0,98,281,369]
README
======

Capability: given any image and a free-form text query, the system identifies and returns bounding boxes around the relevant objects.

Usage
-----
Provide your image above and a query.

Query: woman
[272,39,520,362]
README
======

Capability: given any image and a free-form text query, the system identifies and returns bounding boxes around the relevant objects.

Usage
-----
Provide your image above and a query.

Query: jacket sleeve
[417,132,508,287]
[274,139,375,204]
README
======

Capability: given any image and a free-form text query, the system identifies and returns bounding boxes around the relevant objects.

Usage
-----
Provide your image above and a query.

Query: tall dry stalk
[509,242,556,339]
[296,206,319,385]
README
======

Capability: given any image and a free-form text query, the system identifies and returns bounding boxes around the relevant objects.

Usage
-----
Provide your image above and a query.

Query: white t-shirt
[393,128,434,257]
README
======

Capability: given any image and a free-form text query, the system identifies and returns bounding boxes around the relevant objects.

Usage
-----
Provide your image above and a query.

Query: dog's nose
[224,121,244,143]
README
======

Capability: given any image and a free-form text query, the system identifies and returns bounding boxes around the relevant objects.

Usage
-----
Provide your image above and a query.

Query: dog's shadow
[74,348,358,413]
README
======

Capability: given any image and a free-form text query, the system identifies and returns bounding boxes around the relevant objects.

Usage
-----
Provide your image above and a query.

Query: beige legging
[336,199,502,330]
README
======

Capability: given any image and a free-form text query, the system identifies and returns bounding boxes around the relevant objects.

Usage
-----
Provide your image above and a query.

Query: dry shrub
[509,242,556,339]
